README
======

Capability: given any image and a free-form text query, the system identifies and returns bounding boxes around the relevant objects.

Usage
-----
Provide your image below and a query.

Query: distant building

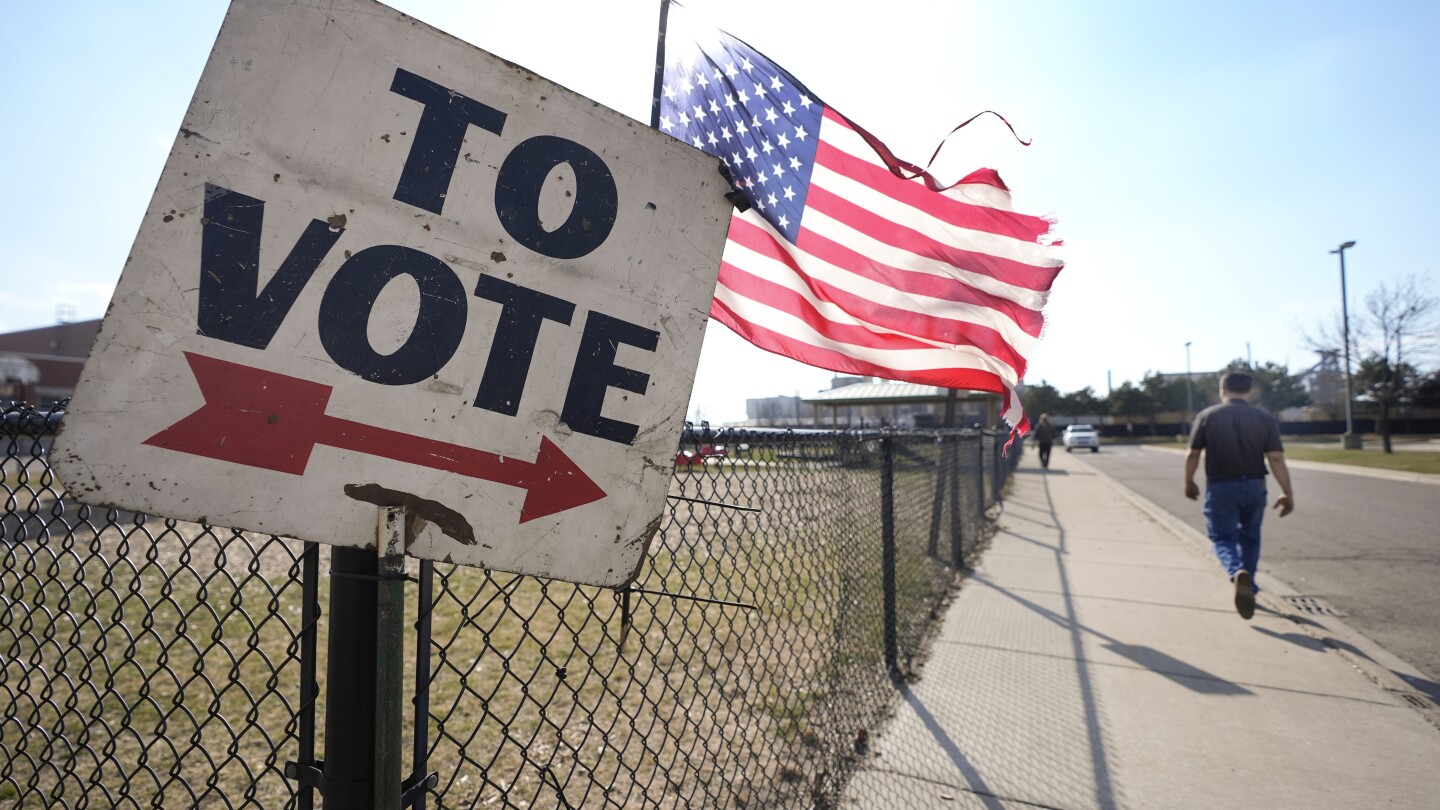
[745,395,805,426]
[803,381,1001,428]
[0,319,101,406]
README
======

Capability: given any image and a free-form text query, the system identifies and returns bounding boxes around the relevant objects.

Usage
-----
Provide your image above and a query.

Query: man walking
[1034,413,1056,469]
[1184,372,1295,619]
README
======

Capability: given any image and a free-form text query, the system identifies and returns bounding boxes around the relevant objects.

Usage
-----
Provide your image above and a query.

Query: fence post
[376,507,406,809]
[991,434,1003,504]
[975,434,987,511]
[948,435,963,568]
[927,435,946,559]
[297,543,321,810]
[881,434,897,675]
[322,546,380,809]
[411,560,436,810]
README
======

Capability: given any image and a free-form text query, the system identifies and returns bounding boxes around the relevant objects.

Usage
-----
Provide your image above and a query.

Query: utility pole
[1184,341,1194,435]
[1331,241,1361,450]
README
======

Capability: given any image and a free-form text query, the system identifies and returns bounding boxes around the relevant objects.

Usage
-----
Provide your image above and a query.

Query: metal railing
[2,401,1019,808]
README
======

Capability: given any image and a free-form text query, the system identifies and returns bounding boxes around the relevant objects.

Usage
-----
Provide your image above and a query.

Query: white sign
[52,0,730,587]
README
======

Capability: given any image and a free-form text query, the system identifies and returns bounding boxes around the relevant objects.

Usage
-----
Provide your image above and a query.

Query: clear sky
[3,0,1436,423]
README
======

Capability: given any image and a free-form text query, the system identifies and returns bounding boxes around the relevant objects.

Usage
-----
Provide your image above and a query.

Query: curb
[1069,452,1440,732]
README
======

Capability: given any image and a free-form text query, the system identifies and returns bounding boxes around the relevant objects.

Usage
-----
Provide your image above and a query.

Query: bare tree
[1359,275,1438,452]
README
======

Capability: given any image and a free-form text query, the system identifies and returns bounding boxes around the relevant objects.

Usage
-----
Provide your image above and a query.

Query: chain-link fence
[2,401,1019,808]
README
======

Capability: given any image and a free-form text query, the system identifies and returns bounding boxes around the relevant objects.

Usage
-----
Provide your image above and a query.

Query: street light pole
[1184,341,1193,434]
[1331,241,1361,450]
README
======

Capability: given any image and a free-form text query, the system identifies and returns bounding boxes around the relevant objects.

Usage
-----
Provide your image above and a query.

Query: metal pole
[975,432,986,510]
[948,435,963,568]
[411,559,435,810]
[927,437,945,559]
[880,434,897,675]
[1184,341,1194,434]
[649,0,672,129]
[991,433,1002,504]
[323,546,380,809]
[376,507,407,810]
[297,542,320,810]
[1334,241,1361,449]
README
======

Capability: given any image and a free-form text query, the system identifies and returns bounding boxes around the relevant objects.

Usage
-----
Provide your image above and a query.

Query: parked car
[1062,424,1100,453]
[674,443,726,467]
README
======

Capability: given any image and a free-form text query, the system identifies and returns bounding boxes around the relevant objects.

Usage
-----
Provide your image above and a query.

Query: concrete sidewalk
[843,446,1440,809]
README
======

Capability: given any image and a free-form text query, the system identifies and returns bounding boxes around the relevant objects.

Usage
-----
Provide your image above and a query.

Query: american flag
[656,2,1063,433]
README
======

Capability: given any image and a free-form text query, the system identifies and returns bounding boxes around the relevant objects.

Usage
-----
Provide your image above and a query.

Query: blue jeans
[1204,479,1267,584]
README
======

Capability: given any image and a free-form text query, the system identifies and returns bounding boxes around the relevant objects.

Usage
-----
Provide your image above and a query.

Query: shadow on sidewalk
[976,474,1254,697]
[846,459,1258,809]
[1253,625,1440,706]
[895,682,1007,810]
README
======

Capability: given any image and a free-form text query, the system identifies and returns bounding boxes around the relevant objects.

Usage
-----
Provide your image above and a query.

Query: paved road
[1076,444,1440,698]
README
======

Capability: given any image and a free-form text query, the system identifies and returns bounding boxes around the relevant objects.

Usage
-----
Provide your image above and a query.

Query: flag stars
[799,94,813,109]
[769,75,783,92]
[745,146,758,161]
[709,99,721,114]
[707,132,719,146]
[696,72,709,88]
[771,162,785,178]
[783,185,796,201]
[724,94,738,110]
[760,138,774,155]
[766,192,778,207]
[692,135,703,148]
[664,84,677,101]
[764,107,779,124]
[679,76,693,95]
[721,127,733,142]
[777,213,789,229]
[782,101,795,116]
[692,104,706,122]
[725,62,738,78]
[777,133,791,149]
[794,125,808,141]
[756,170,768,185]
[679,111,691,126]
[737,120,749,136]
[738,89,750,105]
[660,115,674,132]
[731,150,743,165]
[741,56,753,72]
[753,82,767,100]
[789,156,802,171]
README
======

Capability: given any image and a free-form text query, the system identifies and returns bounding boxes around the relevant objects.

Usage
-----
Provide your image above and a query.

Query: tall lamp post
[1184,341,1194,435]
[1331,241,1361,450]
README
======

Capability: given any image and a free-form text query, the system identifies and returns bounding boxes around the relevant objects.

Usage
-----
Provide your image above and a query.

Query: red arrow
[143,352,606,523]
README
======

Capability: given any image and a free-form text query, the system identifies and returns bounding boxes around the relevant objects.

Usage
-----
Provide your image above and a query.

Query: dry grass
[2,439,980,808]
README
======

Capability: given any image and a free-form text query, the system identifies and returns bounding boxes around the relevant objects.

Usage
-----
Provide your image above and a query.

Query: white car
[1062,424,1100,453]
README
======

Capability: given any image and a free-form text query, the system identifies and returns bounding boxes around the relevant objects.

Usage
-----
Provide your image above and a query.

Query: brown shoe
[1233,570,1256,620]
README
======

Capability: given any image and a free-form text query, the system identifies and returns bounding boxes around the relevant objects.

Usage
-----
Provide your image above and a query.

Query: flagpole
[649,0,673,128]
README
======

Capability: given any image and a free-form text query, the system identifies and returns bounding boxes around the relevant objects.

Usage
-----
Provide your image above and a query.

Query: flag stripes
[658,1,1062,433]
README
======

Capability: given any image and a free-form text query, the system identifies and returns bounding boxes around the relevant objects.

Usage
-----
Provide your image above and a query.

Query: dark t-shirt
[1190,399,1283,480]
